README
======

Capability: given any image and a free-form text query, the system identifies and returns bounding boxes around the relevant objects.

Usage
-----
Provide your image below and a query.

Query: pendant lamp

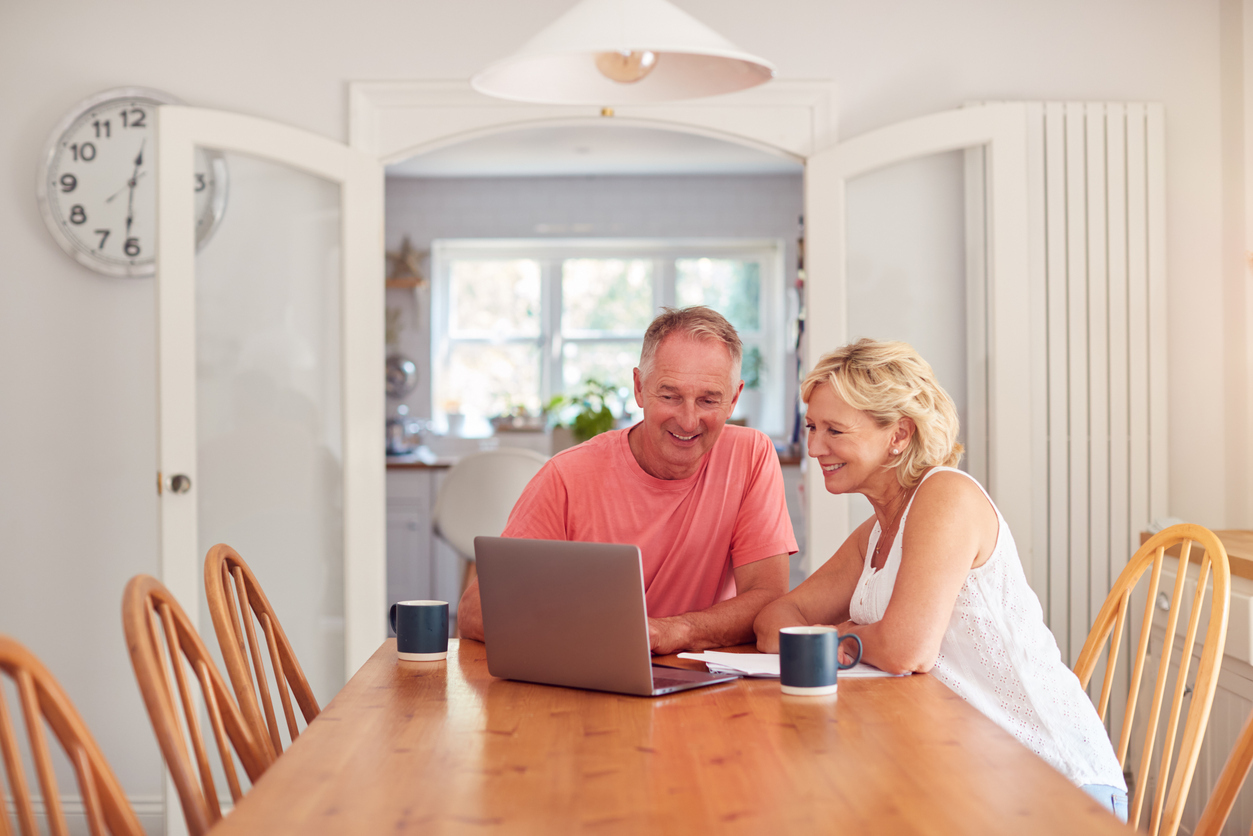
[471,0,776,105]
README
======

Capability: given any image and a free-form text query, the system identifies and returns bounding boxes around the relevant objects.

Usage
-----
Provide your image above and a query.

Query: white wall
[0,0,1241,818]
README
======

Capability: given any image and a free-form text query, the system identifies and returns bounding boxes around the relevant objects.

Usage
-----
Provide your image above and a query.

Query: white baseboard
[6,795,164,836]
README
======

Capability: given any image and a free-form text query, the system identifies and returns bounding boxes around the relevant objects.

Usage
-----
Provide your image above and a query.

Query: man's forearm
[651,586,781,655]
[457,581,485,642]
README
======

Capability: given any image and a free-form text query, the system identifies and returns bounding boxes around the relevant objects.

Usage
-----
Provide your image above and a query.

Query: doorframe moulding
[347,79,838,165]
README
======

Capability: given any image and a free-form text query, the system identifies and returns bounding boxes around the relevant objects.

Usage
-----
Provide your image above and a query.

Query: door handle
[158,472,193,494]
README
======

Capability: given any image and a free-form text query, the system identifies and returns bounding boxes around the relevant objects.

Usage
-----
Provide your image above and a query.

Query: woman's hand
[834,621,862,666]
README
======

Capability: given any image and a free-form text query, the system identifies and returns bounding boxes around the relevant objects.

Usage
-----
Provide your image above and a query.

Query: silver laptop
[474,536,741,696]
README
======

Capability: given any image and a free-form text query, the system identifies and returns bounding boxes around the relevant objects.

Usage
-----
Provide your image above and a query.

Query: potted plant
[547,379,621,452]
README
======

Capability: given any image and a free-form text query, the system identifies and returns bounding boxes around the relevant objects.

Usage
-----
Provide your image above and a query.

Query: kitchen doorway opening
[382,121,805,447]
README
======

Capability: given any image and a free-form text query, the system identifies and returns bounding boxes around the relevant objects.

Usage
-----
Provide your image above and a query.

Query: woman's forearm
[753,598,810,652]
[837,620,938,675]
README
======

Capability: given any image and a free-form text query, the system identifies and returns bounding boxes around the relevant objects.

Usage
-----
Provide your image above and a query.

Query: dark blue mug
[389,600,449,661]
[778,626,862,695]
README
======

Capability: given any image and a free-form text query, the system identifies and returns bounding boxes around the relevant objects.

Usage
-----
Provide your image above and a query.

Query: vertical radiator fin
[1030,102,1166,737]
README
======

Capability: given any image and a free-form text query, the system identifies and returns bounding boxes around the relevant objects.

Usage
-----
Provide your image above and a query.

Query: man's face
[631,334,743,480]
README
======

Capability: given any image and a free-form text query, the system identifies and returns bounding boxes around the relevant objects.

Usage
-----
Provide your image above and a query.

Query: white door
[154,107,385,701]
[802,104,1031,579]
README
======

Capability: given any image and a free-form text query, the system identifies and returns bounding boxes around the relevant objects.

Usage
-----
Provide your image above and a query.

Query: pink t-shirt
[502,424,797,618]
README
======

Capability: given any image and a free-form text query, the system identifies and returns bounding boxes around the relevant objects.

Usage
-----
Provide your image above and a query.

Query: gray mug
[779,626,862,696]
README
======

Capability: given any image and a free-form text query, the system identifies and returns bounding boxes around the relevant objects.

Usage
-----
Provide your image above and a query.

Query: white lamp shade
[471,0,776,105]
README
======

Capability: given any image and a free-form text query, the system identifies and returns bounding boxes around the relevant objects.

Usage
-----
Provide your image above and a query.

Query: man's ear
[633,367,645,408]
[727,378,744,412]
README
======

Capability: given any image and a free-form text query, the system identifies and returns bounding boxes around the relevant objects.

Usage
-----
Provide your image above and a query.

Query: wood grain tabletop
[208,639,1130,835]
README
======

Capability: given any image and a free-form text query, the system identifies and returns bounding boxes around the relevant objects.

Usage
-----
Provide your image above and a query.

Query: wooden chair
[0,635,144,836]
[1194,705,1253,836]
[204,543,320,759]
[122,574,274,836]
[1074,523,1231,836]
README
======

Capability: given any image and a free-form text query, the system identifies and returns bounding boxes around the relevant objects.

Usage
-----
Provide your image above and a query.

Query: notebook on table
[474,536,741,697]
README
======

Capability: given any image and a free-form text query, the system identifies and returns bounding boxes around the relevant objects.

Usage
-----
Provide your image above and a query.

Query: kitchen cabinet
[1140,624,1253,836]
[386,465,463,622]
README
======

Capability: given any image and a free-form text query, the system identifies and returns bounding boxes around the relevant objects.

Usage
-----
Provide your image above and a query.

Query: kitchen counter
[385,450,455,469]
[387,442,805,469]
[1140,529,1253,582]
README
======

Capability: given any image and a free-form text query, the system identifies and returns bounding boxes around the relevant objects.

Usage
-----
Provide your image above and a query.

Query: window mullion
[656,257,675,312]
[430,243,450,424]
[541,258,563,401]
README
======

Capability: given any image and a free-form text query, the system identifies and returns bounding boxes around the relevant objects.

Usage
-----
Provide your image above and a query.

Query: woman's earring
[891,448,900,455]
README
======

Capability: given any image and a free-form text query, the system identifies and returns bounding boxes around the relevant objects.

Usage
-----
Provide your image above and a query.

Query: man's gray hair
[638,306,743,382]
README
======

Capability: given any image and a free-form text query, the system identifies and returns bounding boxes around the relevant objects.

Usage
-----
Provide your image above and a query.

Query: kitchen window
[431,239,787,437]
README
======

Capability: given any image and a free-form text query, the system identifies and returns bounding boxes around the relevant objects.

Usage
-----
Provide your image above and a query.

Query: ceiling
[385,123,803,179]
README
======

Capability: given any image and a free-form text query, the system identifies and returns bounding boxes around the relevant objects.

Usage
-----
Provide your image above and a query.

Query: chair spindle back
[0,635,143,836]
[1074,523,1230,836]
[122,574,273,836]
[203,544,320,759]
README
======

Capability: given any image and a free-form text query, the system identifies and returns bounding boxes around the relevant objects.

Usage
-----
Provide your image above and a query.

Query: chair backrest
[122,574,273,836]
[1194,703,1253,836]
[0,635,144,836]
[432,448,549,558]
[204,543,320,759]
[1074,523,1231,836]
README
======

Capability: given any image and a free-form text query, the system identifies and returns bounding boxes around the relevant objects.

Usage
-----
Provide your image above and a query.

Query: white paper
[676,651,908,678]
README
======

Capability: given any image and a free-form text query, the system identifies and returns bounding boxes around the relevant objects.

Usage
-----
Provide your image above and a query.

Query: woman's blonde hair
[801,338,963,488]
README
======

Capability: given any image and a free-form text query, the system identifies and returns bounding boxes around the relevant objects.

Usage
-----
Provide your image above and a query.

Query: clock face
[37,88,228,278]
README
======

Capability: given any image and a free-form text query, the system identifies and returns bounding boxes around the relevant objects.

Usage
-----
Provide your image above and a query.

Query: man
[458,306,796,655]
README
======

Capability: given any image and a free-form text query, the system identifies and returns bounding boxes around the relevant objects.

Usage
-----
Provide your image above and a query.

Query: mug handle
[389,604,397,635]
[836,633,863,670]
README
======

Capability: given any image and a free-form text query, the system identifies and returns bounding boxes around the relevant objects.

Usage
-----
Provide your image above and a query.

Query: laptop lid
[474,536,736,696]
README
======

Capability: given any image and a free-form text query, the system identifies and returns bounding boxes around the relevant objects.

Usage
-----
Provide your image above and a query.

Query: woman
[754,338,1127,820]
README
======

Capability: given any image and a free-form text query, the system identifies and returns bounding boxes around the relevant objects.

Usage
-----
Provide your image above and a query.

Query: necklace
[872,489,913,564]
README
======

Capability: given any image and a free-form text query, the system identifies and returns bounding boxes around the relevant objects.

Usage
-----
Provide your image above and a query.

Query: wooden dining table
[210,639,1129,835]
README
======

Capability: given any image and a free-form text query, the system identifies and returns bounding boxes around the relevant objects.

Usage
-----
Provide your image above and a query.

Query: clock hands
[125,140,145,237]
[105,171,146,203]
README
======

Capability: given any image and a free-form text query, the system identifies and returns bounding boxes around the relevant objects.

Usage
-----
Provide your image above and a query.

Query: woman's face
[804,383,901,496]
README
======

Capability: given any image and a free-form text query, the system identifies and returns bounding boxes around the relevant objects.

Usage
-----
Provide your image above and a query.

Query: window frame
[431,237,787,436]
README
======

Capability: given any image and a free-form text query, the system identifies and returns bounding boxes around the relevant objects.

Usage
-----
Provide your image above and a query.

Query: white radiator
[1024,102,1168,664]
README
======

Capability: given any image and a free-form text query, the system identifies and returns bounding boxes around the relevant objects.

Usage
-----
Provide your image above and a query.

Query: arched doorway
[353,82,1035,586]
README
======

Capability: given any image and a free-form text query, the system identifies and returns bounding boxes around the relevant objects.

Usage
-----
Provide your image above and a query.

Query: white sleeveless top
[849,467,1125,789]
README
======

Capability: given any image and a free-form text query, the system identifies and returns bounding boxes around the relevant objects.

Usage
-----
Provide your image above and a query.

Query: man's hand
[646,554,788,655]
[648,615,695,656]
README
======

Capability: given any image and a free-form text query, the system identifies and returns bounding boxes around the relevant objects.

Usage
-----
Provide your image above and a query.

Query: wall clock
[36,87,229,277]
